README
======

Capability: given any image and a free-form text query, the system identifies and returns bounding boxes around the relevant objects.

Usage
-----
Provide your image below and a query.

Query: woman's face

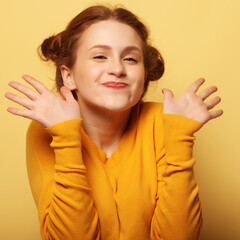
[63,20,146,113]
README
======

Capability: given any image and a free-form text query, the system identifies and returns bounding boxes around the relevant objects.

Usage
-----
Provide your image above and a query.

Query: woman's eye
[124,57,137,62]
[93,55,107,59]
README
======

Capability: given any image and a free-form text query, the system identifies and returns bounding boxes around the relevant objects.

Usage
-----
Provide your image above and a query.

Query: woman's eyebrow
[123,46,142,54]
[88,44,142,53]
[88,45,111,51]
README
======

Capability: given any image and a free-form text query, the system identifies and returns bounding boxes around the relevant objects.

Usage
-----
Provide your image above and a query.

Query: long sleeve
[150,113,203,240]
[26,119,100,240]
[26,102,204,240]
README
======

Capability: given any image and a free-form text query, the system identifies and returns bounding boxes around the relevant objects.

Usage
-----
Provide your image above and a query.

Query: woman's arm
[27,119,100,240]
[151,114,203,240]
[6,75,100,239]
[150,78,222,240]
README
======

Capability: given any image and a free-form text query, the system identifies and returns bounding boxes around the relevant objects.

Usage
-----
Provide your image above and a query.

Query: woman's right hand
[5,75,81,128]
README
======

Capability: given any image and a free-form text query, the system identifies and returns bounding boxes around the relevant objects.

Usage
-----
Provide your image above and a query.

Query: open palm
[162,78,223,124]
[5,75,80,127]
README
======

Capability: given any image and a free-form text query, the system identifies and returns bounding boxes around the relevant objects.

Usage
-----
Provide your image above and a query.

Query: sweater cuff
[163,114,203,135]
[163,114,203,162]
[45,119,83,148]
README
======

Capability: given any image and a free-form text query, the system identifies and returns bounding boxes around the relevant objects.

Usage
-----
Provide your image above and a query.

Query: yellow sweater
[26,102,203,240]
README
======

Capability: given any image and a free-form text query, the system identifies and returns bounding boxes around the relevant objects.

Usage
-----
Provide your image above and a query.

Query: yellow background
[1,0,239,239]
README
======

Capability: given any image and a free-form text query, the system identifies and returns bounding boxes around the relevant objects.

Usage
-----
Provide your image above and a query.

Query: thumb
[60,86,75,101]
[162,88,174,101]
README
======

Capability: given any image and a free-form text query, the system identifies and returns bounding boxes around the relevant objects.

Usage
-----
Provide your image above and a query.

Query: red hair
[39,5,164,98]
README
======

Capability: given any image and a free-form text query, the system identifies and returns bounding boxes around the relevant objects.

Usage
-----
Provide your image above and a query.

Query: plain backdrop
[1,0,239,239]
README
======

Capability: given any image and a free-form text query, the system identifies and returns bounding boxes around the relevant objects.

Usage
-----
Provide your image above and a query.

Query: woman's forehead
[77,20,143,51]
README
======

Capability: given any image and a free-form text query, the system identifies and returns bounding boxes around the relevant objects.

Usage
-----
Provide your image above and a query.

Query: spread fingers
[5,92,34,109]
[205,96,221,110]
[198,86,218,100]
[8,81,39,100]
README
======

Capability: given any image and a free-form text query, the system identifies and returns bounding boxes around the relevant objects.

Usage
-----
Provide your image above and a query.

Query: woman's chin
[79,94,141,114]
[102,97,140,112]
[92,100,135,114]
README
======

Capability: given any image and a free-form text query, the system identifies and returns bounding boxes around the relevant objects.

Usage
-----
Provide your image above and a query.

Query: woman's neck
[80,105,131,158]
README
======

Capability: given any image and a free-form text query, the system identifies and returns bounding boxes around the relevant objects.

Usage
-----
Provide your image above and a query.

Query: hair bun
[148,59,164,81]
[40,33,63,62]
[146,46,164,81]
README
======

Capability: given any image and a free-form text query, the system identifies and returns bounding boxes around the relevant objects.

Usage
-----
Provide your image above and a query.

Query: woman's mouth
[103,82,128,89]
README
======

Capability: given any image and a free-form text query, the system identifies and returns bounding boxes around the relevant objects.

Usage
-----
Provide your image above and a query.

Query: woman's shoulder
[139,101,163,117]
[130,102,164,129]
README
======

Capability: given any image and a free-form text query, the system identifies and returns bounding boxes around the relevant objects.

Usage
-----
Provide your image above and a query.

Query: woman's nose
[108,59,126,78]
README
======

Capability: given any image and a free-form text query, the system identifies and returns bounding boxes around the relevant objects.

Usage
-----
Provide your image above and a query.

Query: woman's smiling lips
[102,81,128,89]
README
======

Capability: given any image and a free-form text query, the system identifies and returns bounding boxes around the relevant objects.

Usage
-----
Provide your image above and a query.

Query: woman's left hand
[162,78,223,124]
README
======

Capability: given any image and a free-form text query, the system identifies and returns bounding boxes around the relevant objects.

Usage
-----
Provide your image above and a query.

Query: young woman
[5,5,223,240]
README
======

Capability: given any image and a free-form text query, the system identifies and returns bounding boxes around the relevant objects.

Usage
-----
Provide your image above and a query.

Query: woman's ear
[60,65,77,90]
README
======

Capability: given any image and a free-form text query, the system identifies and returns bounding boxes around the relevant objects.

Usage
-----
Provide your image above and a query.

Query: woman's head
[40,5,164,100]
